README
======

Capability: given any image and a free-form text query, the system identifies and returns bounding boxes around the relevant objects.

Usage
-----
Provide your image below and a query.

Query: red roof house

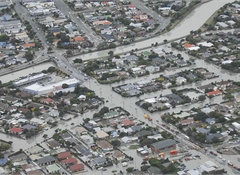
[70,163,84,172]
[122,119,135,127]
[10,127,22,134]
[61,158,77,166]
[206,89,222,96]
[57,152,72,160]
[40,98,53,104]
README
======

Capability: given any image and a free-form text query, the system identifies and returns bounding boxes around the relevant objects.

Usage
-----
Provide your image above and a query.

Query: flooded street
[0,0,239,174]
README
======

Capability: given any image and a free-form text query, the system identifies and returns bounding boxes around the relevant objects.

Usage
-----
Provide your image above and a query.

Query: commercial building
[13,73,49,87]
[151,139,176,153]
[23,78,79,95]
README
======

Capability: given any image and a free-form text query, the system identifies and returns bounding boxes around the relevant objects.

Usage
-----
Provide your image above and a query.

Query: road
[53,0,103,46]
[69,0,235,62]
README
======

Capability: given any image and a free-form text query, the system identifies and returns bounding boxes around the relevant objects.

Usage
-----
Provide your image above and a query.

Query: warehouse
[23,78,79,95]
[13,73,49,87]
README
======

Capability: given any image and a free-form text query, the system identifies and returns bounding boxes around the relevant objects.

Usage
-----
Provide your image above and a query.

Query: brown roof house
[46,140,61,150]
[112,150,125,161]
[96,130,109,139]
[96,140,113,152]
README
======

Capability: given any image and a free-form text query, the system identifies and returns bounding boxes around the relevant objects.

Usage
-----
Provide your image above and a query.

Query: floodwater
[0,62,55,83]
[70,0,235,62]
[0,0,238,174]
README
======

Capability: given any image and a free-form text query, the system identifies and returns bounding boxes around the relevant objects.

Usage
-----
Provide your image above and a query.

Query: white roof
[232,122,240,129]
[132,67,142,71]
[13,73,48,86]
[187,170,200,175]
[222,60,232,65]
[197,42,213,47]
[144,97,157,103]
[96,130,109,138]
[204,161,217,168]
[24,78,79,94]
[199,164,215,172]
[187,46,200,51]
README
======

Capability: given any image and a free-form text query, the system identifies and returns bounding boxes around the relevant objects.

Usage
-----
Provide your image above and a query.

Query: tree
[73,58,83,64]
[24,52,34,61]
[47,66,56,73]
[111,139,121,147]
[0,34,9,42]
[109,43,116,48]
[43,134,48,139]
[108,50,114,57]
[126,167,134,173]
[48,47,52,51]
[62,83,69,89]
[198,95,206,102]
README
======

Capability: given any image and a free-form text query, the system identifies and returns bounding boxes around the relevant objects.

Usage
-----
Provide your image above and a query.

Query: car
[156,120,159,123]
[102,168,107,171]
[179,159,183,162]
[122,162,128,167]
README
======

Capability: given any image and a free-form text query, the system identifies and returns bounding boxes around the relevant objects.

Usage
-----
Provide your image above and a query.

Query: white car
[122,162,128,167]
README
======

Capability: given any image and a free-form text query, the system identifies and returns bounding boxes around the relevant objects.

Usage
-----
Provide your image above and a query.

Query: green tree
[24,52,34,61]
[198,95,206,102]
[47,66,56,73]
[62,83,69,89]
[111,139,121,147]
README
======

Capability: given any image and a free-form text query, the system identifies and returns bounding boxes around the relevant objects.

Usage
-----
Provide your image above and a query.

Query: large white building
[23,78,79,95]
[13,73,49,87]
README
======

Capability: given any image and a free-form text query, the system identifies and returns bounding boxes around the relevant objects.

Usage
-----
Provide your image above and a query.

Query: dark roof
[207,133,222,141]
[21,124,37,130]
[147,166,161,174]
[136,130,152,137]
[151,139,176,150]
[131,125,142,132]
[37,155,55,165]
[74,144,91,156]
[196,127,210,134]
[47,140,60,148]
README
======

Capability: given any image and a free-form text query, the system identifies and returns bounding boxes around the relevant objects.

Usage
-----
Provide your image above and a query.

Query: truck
[170,150,178,155]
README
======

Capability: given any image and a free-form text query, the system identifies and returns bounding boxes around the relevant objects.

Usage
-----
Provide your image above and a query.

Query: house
[8,153,27,162]
[216,81,231,90]
[92,157,107,166]
[37,155,56,166]
[9,127,22,134]
[162,81,172,88]
[151,139,176,153]
[61,158,77,166]
[96,130,109,139]
[75,126,88,135]
[206,89,222,97]
[206,133,223,142]
[46,164,60,174]
[96,140,113,152]
[40,98,53,104]
[112,150,125,161]
[205,118,215,125]
[70,163,84,172]
[196,127,210,134]
[22,43,35,49]
[176,77,187,85]
[136,130,152,138]
[102,34,114,43]
[46,140,61,150]
[1,96,18,104]
[181,117,194,126]
[57,152,72,160]
[122,119,135,127]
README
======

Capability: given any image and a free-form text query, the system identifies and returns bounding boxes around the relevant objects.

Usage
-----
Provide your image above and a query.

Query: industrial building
[23,78,79,95]
[13,73,49,87]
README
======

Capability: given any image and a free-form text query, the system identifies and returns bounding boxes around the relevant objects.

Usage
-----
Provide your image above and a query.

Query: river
[0,62,55,83]
[69,0,235,62]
